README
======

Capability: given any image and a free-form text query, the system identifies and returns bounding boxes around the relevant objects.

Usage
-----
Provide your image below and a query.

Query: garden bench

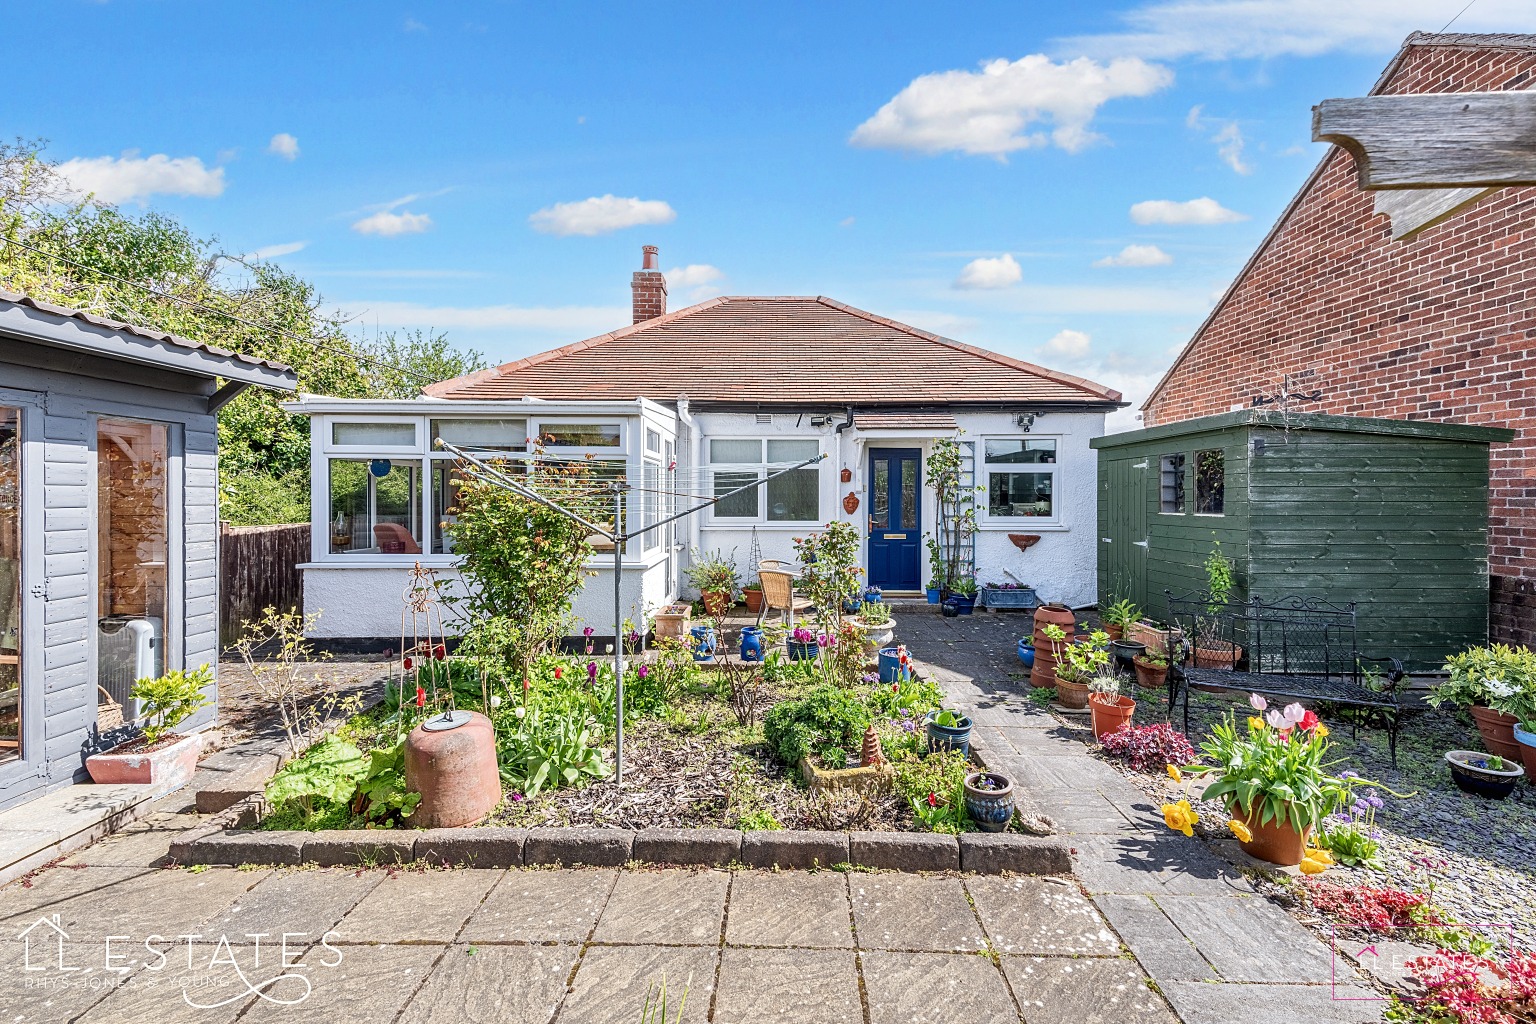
[1163,592,1407,764]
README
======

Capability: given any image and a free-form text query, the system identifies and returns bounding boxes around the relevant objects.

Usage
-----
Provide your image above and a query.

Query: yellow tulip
[1248,716,1266,732]
[1299,856,1328,875]
[1305,847,1335,866]
[1315,725,1330,738]
[1167,764,1183,783]
[1227,819,1253,843]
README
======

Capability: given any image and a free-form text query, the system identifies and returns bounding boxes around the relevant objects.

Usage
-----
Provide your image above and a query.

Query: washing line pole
[438,440,825,784]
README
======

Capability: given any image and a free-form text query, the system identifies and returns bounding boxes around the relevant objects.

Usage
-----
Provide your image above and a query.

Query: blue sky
[14,0,1536,427]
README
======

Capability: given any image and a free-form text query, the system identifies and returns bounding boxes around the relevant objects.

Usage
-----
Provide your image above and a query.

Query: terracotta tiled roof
[426,296,1121,407]
[0,289,295,374]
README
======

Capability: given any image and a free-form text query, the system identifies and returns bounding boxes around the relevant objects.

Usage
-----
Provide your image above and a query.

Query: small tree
[792,521,863,629]
[230,608,355,758]
[131,665,213,743]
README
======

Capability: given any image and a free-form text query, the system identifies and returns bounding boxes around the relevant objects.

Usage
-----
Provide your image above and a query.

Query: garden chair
[756,569,812,628]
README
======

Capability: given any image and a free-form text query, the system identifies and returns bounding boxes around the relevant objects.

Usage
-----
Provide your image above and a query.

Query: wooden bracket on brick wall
[1008,534,1041,553]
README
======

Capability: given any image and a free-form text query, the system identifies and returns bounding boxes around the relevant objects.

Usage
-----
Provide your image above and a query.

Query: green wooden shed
[1091,410,1515,672]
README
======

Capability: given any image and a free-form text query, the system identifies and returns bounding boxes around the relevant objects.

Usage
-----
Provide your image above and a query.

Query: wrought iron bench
[1163,591,1407,764]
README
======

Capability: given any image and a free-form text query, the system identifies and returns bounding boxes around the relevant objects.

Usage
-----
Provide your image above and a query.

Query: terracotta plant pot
[702,590,732,618]
[86,731,202,787]
[1030,603,1076,690]
[1089,693,1135,739]
[743,588,764,614]
[1127,621,1167,655]
[405,711,502,828]
[1194,644,1243,670]
[1055,675,1090,710]
[1132,656,1168,690]
[1230,801,1312,867]
[1102,624,1124,642]
[1514,724,1536,780]
[1469,706,1523,761]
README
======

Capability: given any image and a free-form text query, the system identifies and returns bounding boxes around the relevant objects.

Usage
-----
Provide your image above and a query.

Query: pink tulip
[1248,693,1268,712]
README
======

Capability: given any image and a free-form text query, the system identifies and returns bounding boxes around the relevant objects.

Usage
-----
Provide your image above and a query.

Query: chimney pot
[631,245,667,323]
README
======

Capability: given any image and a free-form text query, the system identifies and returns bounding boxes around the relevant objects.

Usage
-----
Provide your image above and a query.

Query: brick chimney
[631,245,667,323]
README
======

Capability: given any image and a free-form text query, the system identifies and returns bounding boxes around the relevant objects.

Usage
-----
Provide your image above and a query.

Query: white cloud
[529,195,676,237]
[1130,197,1247,226]
[55,152,225,204]
[850,54,1173,158]
[1060,0,1536,61]
[1095,244,1173,268]
[955,253,1023,290]
[1042,328,1092,359]
[1187,106,1251,174]
[248,241,307,260]
[665,264,724,287]
[339,300,626,333]
[403,16,426,31]
[839,216,856,228]
[267,133,299,160]
[352,209,432,236]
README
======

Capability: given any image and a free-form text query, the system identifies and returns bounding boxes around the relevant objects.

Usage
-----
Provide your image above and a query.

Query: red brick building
[1143,32,1536,647]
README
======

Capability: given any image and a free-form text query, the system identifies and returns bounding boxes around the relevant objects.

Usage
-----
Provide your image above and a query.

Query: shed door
[1100,458,1148,608]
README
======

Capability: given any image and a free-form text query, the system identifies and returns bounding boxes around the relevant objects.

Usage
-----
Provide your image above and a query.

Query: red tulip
[402,656,413,670]
[433,644,447,660]
[555,666,563,680]
[415,686,425,708]
[926,792,938,808]
[1300,710,1320,732]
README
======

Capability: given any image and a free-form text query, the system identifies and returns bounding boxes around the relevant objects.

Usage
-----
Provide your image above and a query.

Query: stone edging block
[741,830,849,869]
[633,827,742,866]
[179,826,1070,875]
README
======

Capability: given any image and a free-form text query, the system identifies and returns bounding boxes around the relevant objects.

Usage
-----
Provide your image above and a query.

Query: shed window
[1160,454,1186,513]
[1195,449,1225,516]
[984,439,1056,518]
[430,418,527,451]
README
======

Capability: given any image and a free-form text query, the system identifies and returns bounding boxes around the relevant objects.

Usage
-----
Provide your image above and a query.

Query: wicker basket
[96,685,124,731]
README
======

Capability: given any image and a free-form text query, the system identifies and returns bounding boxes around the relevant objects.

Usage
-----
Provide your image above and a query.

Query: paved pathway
[902,611,1385,1024]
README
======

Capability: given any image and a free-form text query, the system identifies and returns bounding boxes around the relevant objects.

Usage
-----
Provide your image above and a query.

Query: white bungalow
[284,247,1122,640]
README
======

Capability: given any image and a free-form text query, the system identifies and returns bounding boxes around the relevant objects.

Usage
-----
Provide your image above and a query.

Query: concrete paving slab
[1004,955,1177,1024]
[49,866,267,942]
[1343,938,1436,994]
[59,827,176,867]
[1158,895,1342,984]
[336,868,502,944]
[398,942,578,1024]
[1094,894,1218,982]
[713,948,861,1024]
[74,944,248,1024]
[241,941,445,1023]
[849,875,986,952]
[207,867,378,943]
[1159,980,1386,1024]
[725,870,853,949]
[592,868,729,945]
[561,944,715,1024]
[0,939,125,1024]
[0,866,154,923]
[460,867,616,943]
[860,950,1018,1024]
[966,875,1119,955]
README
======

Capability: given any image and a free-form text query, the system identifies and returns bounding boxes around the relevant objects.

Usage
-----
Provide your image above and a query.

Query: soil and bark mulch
[1069,684,1536,953]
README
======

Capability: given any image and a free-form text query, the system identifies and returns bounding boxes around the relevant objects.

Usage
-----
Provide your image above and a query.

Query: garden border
[171,823,1071,874]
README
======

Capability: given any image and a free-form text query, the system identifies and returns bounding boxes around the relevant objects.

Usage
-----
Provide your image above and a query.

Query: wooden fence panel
[219,523,308,647]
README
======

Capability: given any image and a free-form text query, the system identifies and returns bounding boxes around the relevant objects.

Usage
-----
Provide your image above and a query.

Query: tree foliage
[0,140,485,525]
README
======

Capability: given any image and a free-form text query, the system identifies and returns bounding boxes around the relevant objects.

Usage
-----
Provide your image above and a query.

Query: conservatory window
[1160,454,1186,513]
[541,423,621,447]
[707,438,821,523]
[1195,449,1225,516]
[329,458,422,554]
[332,421,417,448]
[984,439,1056,518]
[430,418,528,451]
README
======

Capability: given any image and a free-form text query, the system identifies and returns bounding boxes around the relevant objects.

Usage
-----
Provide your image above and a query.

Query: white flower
[1485,678,1516,698]
[514,705,526,718]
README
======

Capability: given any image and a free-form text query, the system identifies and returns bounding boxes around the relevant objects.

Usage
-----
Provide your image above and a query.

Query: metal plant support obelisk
[438,439,825,783]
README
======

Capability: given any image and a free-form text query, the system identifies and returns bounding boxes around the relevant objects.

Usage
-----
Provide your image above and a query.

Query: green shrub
[494,705,610,797]
[131,665,213,742]
[736,809,783,831]
[762,684,871,768]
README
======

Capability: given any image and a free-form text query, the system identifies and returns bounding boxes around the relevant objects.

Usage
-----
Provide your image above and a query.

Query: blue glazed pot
[1017,640,1035,669]
[843,599,863,614]
[739,626,764,663]
[950,594,975,616]
[926,587,941,604]
[963,772,1016,832]
[878,647,907,683]
[1445,749,1523,799]
[690,625,717,662]
[786,639,818,662]
[925,710,972,755]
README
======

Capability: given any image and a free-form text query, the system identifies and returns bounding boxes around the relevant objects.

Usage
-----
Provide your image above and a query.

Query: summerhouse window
[1160,454,1186,513]
[983,438,1056,519]
[707,438,821,523]
[1195,449,1225,516]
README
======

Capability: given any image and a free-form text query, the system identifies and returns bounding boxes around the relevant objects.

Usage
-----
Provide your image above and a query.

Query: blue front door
[867,448,921,591]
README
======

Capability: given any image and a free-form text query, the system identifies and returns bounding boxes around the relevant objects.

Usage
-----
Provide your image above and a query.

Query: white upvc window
[981,437,1059,522]
[707,437,822,524]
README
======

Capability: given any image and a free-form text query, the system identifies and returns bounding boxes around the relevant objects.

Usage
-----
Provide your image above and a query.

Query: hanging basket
[96,685,124,731]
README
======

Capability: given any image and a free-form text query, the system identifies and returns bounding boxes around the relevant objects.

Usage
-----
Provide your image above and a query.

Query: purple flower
[627,630,641,646]
[1367,795,1384,809]
[637,665,649,679]
[587,661,598,683]
[862,672,879,685]
[583,626,595,637]
[510,792,525,802]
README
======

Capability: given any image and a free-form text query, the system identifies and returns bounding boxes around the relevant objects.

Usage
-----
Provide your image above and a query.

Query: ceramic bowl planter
[963,771,1016,833]
[86,731,202,787]
[1055,674,1090,710]
[1229,801,1311,866]
[940,601,960,618]
[1469,707,1523,761]
[1110,638,1146,666]
[1446,749,1525,799]
[850,615,895,650]
[1514,723,1536,778]
[1089,693,1135,739]
[1017,640,1035,669]
[925,710,972,755]
[1132,655,1168,690]
[787,639,818,662]
[949,594,976,616]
